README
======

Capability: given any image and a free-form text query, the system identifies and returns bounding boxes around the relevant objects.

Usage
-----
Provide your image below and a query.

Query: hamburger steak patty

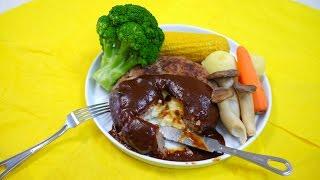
[109,56,225,161]
[117,56,209,84]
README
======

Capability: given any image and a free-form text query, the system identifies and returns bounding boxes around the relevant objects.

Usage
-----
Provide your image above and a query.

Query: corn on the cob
[161,32,230,62]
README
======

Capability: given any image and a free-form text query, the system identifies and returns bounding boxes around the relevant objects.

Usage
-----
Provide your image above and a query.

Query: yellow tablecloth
[0,0,319,179]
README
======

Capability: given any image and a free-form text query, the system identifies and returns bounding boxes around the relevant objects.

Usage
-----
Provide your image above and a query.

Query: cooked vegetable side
[161,32,230,62]
[93,4,164,91]
[203,51,248,144]
[251,54,266,77]
[234,82,257,136]
[236,46,268,113]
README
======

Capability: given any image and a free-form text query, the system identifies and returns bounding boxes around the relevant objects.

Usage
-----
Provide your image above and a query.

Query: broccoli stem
[109,57,138,81]
[93,51,139,91]
[108,42,130,69]
[101,41,130,69]
[100,39,114,68]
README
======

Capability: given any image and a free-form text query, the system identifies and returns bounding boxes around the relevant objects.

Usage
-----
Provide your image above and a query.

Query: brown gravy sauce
[180,130,208,151]
[109,74,225,161]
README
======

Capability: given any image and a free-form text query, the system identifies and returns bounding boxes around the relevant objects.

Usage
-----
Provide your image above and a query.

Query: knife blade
[160,126,223,153]
[160,126,292,176]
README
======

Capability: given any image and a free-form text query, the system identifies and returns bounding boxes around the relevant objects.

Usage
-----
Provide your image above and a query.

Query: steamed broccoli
[93,4,164,91]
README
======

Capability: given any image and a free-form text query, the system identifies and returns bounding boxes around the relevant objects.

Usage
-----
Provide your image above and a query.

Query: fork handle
[215,143,292,176]
[0,124,69,179]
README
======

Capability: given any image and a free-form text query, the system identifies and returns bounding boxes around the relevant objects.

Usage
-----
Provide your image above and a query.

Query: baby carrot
[236,46,267,113]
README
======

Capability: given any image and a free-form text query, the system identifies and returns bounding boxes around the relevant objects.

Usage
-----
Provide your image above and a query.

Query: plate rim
[85,24,272,168]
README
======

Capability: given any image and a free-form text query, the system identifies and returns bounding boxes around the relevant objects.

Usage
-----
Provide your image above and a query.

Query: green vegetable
[93,4,164,91]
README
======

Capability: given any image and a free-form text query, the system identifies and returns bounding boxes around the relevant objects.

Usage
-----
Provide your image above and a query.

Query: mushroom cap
[211,87,234,103]
[207,69,239,80]
[234,82,256,93]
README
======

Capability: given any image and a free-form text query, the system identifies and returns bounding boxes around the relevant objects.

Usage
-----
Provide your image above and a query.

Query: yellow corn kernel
[161,32,230,62]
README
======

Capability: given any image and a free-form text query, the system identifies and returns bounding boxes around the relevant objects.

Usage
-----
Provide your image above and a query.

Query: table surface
[0,0,319,179]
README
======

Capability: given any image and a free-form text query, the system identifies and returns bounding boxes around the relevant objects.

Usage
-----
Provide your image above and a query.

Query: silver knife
[160,126,292,176]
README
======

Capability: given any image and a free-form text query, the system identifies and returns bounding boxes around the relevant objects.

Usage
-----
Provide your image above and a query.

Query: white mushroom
[203,51,248,144]
[208,70,247,144]
[234,82,256,136]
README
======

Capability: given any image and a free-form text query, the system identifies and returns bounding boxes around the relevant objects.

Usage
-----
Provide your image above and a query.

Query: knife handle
[215,144,292,176]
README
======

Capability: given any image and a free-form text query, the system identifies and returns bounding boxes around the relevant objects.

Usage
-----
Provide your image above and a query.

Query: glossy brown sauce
[181,130,208,151]
[110,125,224,161]
[164,146,223,161]
[109,74,225,161]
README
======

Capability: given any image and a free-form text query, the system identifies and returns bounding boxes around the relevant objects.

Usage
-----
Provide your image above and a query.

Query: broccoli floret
[93,4,164,91]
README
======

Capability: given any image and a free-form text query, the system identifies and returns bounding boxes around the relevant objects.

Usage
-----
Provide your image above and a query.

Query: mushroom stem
[234,82,257,136]
[238,93,255,136]
[215,78,240,117]
[218,100,247,144]
[213,78,247,144]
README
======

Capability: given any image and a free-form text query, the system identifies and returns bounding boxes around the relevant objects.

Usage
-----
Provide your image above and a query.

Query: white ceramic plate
[85,24,272,168]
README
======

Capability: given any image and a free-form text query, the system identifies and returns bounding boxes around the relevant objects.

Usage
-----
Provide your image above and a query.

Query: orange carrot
[236,46,267,113]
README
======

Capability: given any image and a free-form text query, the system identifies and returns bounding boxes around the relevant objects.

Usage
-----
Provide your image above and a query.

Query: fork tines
[73,102,110,121]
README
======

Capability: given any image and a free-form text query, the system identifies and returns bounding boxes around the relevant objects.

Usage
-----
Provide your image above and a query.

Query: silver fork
[0,102,110,179]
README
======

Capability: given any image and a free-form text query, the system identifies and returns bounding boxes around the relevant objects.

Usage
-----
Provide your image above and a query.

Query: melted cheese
[142,97,186,129]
